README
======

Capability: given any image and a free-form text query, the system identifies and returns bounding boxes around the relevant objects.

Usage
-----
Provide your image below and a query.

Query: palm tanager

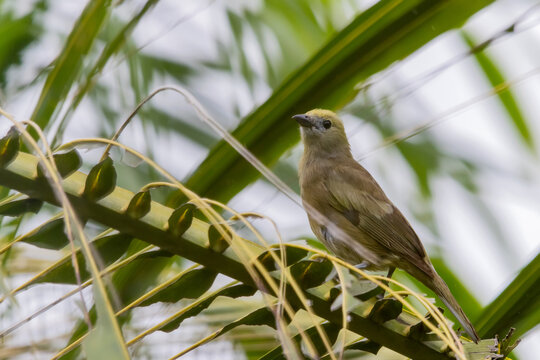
[294,109,479,343]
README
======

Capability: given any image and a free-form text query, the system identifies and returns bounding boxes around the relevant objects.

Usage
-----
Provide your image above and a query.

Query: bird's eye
[322,120,332,129]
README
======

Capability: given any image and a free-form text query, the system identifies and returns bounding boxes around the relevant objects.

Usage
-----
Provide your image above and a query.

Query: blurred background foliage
[0,0,539,359]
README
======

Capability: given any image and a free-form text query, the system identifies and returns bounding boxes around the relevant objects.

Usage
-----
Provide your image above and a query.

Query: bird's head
[293,109,351,155]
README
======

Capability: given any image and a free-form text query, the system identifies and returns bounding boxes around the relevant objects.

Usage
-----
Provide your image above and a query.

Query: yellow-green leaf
[125,190,151,219]
[208,224,231,253]
[167,203,195,237]
[0,127,20,167]
[368,298,403,324]
[290,259,333,289]
[37,149,82,179]
[83,157,117,201]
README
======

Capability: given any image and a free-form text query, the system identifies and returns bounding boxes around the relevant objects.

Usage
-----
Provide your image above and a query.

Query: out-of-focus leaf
[140,107,217,148]
[353,101,442,198]
[462,31,534,151]
[60,248,175,360]
[85,0,159,92]
[86,84,121,137]
[271,160,300,193]
[21,217,68,250]
[0,198,42,216]
[0,12,40,87]
[244,11,278,88]
[262,0,331,66]
[395,140,440,197]
[475,251,540,340]
[172,0,495,205]
[61,311,97,360]
[226,10,256,91]
[138,54,193,83]
[30,0,113,138]
[464,194,519,262]
[82,284,129,360]
[159,283,256,332]
[139,268,217,306]
[83,157,117,201]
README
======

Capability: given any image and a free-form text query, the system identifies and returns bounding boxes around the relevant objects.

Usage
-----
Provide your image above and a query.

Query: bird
[293,109,479,343]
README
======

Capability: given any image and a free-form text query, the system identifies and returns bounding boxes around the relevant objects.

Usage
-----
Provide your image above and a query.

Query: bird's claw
[354,261,370,270]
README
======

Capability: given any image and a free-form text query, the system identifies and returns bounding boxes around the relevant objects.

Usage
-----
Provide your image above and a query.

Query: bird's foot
[354,261,370,270]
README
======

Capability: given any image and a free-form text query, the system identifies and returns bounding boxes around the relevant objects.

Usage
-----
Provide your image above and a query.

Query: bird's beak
[292,114,313,128]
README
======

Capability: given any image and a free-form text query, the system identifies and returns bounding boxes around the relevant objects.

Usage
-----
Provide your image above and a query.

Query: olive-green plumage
[294,109,479,343]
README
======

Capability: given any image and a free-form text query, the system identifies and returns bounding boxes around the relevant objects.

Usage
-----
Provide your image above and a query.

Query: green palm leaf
[172,0,495,205]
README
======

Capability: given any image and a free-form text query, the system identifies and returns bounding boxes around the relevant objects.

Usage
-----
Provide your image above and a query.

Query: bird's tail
[421,271,480,343]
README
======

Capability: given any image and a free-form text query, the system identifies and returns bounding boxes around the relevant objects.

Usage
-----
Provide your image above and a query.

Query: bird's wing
[324,162,430,272]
